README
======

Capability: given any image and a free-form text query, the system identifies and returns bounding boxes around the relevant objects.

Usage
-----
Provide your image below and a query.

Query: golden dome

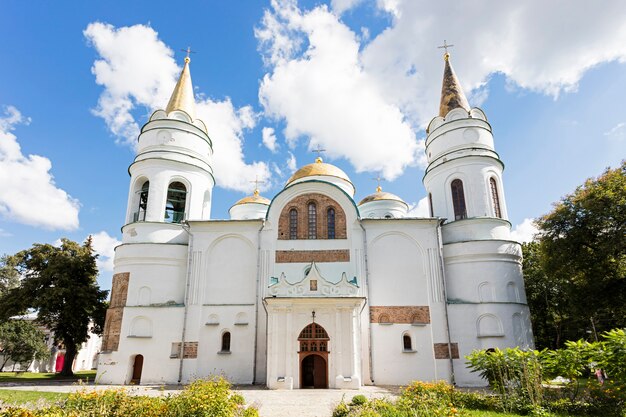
[286,157,351,186]
[232,189,270,206]
[358,187,406,206]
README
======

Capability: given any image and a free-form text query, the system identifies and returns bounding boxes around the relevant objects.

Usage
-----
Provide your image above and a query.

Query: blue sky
[1,0,625,291]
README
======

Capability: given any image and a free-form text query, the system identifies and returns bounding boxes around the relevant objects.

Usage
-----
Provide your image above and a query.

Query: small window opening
[403,334,412,351]
[221,332,231,352]
[135,181,149,222]
[451,179,467,220]
[428,193,434,217]
[289,209,298,239]
[490,177,502,218]
[165,181,187,223]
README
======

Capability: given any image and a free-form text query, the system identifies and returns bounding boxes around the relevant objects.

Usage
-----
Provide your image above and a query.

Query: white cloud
[90,231,121,272]
[407,197,430,217]
[84,22,270,193]
[604,122,625,140]
[0,106,80,230]
[0,229,11,237]
[331,0,363,15]
[257,1,420,180]
[511,218,539,244]
[361,0,626,127]
[262,126,279,152]
[287,152,297,173]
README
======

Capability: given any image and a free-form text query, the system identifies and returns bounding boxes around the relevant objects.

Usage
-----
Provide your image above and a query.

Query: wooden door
[131,354,143,384]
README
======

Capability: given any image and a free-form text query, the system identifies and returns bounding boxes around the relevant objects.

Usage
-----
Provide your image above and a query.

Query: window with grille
[289,209,298,239]
[327,208,335,239]
[451,179,467,220]
[298,323,329,353]
[308,203,317,239]
[490,178,502,218]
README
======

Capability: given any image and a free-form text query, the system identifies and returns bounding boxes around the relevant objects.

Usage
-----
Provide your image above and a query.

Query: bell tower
[122,55,214,244]
[423,49,534,386]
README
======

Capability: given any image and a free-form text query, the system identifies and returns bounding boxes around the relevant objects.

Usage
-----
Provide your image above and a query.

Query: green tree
[0,320,49,371]
[0,237,108,376]
[533,161,626,345]
[0,254,20,297]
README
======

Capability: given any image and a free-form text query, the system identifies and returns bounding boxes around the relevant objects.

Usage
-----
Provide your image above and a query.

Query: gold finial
[373,175,383,193]
[437,40,454,60]
[312,145,326,163]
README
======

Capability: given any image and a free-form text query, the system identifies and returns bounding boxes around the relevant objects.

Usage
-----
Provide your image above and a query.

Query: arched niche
[477,314,504,338]
[129,316,152,338]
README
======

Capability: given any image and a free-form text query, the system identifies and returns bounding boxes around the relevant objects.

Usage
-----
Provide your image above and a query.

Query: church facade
[97,52,533,388]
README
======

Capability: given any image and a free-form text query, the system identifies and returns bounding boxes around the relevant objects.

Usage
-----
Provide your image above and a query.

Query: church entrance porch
[301,354,327,388]
[265,297,365,389]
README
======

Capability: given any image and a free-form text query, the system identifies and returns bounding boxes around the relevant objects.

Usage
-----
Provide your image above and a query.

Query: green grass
[0,370,96,383]
[0,389,68,405]
[465,411,526,417]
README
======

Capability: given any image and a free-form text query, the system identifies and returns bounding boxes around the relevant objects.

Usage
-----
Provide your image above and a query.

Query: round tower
[122,56,214,245]
[423,52,533,386]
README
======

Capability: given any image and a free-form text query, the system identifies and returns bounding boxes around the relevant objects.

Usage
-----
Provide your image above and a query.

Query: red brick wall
[102,272,130,352]
[277,193,347,240]
[275,249,350,263]
[370,306,431,324]
[433,343,460,359]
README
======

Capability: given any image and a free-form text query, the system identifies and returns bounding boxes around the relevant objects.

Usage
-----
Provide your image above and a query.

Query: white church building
[97,51,533,388]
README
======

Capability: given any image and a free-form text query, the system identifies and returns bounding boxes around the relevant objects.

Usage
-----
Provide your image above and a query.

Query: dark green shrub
[350,395,368,406]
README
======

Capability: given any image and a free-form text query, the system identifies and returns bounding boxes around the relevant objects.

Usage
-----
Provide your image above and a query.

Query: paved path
[0,383,401,417]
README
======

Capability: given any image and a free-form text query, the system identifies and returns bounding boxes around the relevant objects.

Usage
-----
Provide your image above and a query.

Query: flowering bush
[0,377,258,417]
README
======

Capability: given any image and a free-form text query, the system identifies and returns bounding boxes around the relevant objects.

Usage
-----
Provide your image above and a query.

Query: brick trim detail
[102,273,130,352]
[275,250,350,263]
[434,343,460,359]
[278,193,347,240]
[370,306,430,324]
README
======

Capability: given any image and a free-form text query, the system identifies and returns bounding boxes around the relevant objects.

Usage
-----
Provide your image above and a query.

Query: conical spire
[166,56,196,119]
[438,52,470,117]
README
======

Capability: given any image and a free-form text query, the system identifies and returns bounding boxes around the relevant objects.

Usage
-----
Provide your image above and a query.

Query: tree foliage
[0,320,49,371]
[0,254,20,298]
[526,162,626,348]
[0,238,108,376]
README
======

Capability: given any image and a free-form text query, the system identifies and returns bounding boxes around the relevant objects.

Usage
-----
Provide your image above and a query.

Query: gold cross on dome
[372,175,384,192]
[437,40,454,54]
[312,145,326,162]
[250,176,265,194]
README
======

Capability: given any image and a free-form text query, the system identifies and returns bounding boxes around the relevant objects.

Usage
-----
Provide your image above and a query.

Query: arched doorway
[298,323,329,388]
[130,354,143,384]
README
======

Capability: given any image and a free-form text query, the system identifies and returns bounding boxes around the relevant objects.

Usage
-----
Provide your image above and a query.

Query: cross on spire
[437,40,454,55]
[181,46,196,62]
[312,145,326,162]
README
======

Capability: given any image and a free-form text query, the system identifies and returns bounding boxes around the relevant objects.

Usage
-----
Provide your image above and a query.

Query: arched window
[135,181,149,222]
[165,182,187,223]
[298,323,329,352]
[308,203,317,239]
[327,208,335,239]
[428,193,434,217]
[403,334,412,351]
[450,179,467,220]
[289,209,298,239]
[490,177,502,218]
[221,332,231,352]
